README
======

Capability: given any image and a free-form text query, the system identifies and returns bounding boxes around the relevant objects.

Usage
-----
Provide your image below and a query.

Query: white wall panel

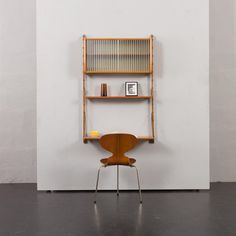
[37,0,209,190]
[0,0,36,183]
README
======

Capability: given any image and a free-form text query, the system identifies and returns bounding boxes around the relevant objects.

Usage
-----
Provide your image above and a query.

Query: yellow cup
[89,131,100,137]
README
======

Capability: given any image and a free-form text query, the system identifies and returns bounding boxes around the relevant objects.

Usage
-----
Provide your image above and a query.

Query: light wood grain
[84,136,154,141]
[86,38,150,40]
[85,71,151,74]
[86,96,151,99]
[82,35,87,142]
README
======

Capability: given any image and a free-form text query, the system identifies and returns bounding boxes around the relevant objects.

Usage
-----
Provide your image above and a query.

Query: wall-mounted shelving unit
[82,35,155,143]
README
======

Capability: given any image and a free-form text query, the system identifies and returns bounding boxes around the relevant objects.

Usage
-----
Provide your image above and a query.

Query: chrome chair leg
[133,166,142,204]
[94,165,142,204]
[117,165,119,196]
[94,165,104,203]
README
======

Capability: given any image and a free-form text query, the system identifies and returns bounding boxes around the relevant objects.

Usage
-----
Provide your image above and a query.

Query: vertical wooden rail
[82,35,87,143]
[150,35,155,143]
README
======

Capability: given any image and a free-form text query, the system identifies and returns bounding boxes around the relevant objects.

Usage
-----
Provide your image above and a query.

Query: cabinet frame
[82,35,155,143]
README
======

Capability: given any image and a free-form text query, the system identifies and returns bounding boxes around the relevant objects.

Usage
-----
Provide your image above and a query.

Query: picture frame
[125,82,138,96]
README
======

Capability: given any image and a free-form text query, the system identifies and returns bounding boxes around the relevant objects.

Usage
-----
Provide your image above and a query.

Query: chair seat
[100,157,136,166]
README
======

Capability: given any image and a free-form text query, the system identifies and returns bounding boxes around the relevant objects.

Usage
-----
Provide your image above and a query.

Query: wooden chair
[94,133,142,203]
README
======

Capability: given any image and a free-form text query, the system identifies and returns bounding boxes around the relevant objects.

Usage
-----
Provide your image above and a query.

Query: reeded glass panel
[86,39,150,72]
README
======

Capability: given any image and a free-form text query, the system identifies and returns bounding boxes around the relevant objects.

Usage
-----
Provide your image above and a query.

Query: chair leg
[94,165,104,204]
[133,166,143,204]
[117,165,119,196]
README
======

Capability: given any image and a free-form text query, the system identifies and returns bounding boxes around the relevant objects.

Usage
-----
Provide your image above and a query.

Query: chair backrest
[99,133,138,165]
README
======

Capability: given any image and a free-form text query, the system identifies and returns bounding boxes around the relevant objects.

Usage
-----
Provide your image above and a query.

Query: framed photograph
[125,82,138,96]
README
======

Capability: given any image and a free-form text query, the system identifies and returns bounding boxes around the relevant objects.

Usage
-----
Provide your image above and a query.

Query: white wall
[0,0,235,184]
[0,0,36,183]
[210,0,236,181]
[37,0,209,190]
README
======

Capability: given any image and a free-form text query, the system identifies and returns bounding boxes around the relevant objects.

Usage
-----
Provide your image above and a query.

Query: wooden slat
[150,35,155,139]
[85,71,151,74]
[86,38,150,41]
[86,96,151,99]
[82,35,87,141]
[84,136,154,141]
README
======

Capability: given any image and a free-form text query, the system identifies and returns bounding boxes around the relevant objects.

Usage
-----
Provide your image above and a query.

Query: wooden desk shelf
[84,136,154,143]
[86,96,151,100]
[82,35,155,143]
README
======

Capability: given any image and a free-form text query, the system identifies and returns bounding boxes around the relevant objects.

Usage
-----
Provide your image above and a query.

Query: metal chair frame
[94,164,142,204]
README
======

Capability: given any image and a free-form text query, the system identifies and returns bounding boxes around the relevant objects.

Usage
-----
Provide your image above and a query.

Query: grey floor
[0,183,236,236]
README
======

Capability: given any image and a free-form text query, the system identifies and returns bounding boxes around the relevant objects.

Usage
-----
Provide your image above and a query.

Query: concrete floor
[0,183,236,236]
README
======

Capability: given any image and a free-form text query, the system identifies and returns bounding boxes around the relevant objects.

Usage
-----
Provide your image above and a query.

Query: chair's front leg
[117,165,119,196]
[133,166,143,204]
[94,165,105,203]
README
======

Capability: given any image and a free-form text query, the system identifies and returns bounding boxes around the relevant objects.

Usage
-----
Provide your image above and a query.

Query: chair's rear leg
[117,165,119,196]
[94,166,103,203]
[133,166,142,204]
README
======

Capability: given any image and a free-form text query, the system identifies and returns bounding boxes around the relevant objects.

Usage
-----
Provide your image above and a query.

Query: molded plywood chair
[94,133,142,203]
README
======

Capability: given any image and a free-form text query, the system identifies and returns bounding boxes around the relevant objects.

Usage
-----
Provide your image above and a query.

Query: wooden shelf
[84,136,154,142]
[86,96,151,100]
[85,71,152,74]
[87,54,149,56]
[86,38,150,41]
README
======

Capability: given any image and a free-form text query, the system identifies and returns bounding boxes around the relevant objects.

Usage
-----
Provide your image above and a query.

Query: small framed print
[125,82,138,96]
